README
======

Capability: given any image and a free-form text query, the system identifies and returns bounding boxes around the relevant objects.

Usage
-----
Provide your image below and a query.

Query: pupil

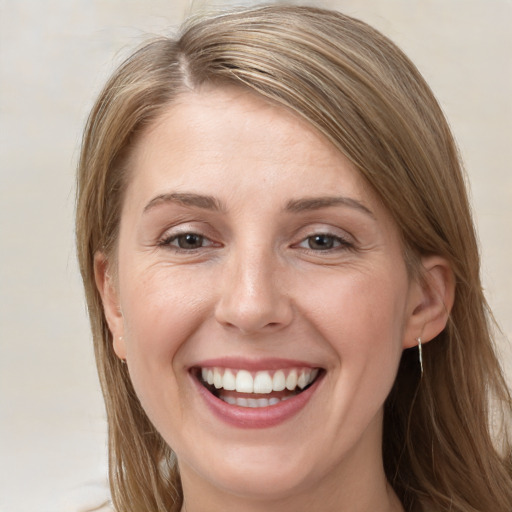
[179,234,203,249]
[310,235,333,250]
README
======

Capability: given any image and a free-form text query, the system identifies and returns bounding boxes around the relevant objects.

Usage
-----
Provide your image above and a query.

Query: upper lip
[190,357,321,372]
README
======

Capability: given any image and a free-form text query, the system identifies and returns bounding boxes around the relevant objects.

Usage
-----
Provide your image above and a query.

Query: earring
[118,336,126,364]
[416,337,423,376]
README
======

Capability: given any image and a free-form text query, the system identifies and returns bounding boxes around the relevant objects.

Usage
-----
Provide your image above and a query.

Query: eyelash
[158,231,353,254]
[296,233,353,252]
[158,232,215,252]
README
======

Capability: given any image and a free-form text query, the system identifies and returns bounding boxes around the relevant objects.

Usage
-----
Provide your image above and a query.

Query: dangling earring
[416,337,423,376]
[118,336,127,364]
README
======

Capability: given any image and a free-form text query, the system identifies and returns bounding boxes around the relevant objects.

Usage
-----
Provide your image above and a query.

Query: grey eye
[173,233,205,249]
[306,234,337,250]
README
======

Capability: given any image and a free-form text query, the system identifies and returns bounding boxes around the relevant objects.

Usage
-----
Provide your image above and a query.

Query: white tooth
[282,395,292,401]
[201,368,208,382]
[207,369,214,385]
[236,397,248,407]
[222,369,236,390]
[257,398,270,407]
[309,368,319,384]
[248,398,259,408]
[224,396,236,405]
[297,370,309,389]
[286,369,298,390]
[269,397,280,406]
[272,370,286,391]
[253,371,273,394]
[213,368,223,389]
[235,370,254,393]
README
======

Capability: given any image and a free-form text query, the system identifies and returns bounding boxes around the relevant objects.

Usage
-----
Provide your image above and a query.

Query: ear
[94,252,127,360]
[403,255,455,349]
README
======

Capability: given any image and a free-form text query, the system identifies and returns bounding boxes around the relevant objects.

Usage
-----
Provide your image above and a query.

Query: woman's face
[100,87,424,504]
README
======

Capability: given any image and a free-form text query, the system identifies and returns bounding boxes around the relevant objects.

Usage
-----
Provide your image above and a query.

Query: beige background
[0,1,510,510]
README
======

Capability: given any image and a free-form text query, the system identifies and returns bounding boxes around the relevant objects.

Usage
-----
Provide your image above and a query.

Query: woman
[76,5,512,512]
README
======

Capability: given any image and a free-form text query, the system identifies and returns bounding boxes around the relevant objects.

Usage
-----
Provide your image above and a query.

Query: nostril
[214,265,293,334]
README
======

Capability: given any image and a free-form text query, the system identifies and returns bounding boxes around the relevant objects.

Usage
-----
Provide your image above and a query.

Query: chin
[190,451,319,502]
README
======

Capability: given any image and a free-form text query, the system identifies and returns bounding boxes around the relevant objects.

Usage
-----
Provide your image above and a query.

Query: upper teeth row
[201,367,319,394]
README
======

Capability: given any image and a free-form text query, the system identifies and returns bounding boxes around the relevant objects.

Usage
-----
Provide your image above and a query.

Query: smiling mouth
[194,367,322,408]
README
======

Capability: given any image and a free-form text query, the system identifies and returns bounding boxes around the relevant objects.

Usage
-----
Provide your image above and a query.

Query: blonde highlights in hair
[76,6,512,511]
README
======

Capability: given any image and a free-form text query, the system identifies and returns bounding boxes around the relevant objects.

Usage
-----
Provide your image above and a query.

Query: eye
[160,232,212,250]
[298,233,350,251]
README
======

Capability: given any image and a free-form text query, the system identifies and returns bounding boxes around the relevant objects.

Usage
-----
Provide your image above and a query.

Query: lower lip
[192,373,323,429]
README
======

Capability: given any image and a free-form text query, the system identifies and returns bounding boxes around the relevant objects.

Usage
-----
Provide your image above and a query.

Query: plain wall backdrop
[1,1,511,510]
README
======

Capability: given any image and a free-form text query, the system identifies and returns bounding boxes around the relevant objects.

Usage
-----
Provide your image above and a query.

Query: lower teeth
[220,396,289,408]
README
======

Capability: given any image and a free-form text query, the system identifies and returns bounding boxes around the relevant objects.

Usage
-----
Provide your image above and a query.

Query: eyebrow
[143,192,374,218]
[143,192,225,213]
[285,196,375,218]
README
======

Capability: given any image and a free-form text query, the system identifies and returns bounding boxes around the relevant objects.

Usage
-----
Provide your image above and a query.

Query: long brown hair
[76,5,512,511]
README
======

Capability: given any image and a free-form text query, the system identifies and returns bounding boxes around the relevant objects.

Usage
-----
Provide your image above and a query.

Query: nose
[214,247,293,335]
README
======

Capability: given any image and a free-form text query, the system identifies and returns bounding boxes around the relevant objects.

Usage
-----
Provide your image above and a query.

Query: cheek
[117,265,213,409]
[303,264,408,336]
[296,268,409,446]
[120,264,211,349]
[299,266,408,383]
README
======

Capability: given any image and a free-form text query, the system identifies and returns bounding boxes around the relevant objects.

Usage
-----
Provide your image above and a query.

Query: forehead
[123,86,377,213]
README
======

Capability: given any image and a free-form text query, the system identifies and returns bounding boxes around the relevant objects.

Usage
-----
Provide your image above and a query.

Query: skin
[96,87,454,512]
